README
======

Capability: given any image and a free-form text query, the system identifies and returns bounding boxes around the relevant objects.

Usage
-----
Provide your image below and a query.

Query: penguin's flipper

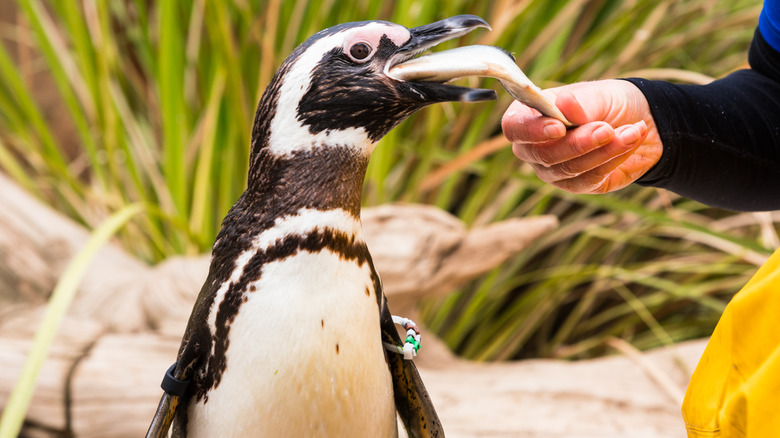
[146,268,215,437]
[145,359,192,438]
[380,296,444,438]
[146,392,178,438]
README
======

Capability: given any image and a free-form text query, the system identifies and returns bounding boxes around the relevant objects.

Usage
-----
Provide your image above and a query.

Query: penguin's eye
[347,42,373,62]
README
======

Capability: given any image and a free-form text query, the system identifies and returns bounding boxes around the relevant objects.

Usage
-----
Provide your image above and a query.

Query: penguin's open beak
[387,16,574,126]
[385,15,497,103]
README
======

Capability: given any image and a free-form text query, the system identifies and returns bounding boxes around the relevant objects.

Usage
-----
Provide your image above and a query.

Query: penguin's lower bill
[388,44,574,127]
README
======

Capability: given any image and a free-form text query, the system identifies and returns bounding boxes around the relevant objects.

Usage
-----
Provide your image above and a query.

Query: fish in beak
[388,32,574,126]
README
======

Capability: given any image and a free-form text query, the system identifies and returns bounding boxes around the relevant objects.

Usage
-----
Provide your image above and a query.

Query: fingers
[554,91,591,126]
[531,122,649,194]
[500,87,599,144]
[553,148,646,194]
[501,79,661,194]
[501,100,567,144]
[513,121,637,167]
[553,158,635,194]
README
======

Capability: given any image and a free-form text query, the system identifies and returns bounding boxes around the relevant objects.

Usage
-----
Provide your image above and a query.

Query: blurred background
[0,0,774,366]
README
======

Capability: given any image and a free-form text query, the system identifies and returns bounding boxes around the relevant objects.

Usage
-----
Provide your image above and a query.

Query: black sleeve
[625,28,780,212]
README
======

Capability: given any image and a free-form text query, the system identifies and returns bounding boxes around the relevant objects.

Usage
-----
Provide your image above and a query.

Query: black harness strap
[161,362,190,397]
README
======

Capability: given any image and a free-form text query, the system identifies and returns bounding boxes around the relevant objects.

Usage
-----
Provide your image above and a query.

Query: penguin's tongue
[387,45,574,127]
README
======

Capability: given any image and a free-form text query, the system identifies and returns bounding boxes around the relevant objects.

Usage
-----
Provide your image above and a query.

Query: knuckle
[527,145,556,166]
[567,134,599,158]
[554,179,587,194]
[525,146,543,164]
[516,144,543,164]
[502,113,533,142]
[530,164,556,183]
[552,160,581,179]
[589,174,616,194]
[512,142,534,162]
[501,116,517,141]
[589,183,611,194]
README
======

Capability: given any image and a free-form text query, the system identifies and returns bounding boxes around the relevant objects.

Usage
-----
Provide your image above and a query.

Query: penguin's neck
[246,144,370,221]
[209,140,373,283]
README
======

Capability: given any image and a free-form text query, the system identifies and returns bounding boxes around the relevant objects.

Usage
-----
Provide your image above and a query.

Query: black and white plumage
[147,15,495,438]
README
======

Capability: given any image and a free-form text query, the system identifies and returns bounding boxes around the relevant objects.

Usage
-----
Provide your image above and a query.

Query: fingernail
[618,121,647,146]
[543,122,565,139]
[619,127,640,145]
[592,126,613,146]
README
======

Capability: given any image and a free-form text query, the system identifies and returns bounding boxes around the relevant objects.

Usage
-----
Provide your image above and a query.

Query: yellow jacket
[683,249,780,437]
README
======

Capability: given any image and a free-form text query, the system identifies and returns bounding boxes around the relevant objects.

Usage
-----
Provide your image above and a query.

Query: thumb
[555,91,592,126]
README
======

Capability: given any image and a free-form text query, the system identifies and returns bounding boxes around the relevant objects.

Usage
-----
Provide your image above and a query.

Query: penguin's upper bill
[252,14,497,164]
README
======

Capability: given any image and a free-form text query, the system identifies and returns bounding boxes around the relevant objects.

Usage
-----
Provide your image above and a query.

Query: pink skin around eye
[344,23,411,54]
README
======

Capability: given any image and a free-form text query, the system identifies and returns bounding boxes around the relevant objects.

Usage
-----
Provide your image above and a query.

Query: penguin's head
[252,15,496,159]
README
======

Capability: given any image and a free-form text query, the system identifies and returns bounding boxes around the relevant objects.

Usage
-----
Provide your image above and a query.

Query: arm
[629,28,780,211]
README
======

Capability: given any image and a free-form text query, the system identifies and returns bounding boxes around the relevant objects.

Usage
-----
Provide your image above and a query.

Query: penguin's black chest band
[158,314,422,398]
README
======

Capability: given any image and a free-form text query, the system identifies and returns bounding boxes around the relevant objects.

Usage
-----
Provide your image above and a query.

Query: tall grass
[0,0,774,360]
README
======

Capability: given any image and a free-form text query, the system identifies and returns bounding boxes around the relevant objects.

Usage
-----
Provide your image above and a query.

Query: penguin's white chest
[187,247,397,437]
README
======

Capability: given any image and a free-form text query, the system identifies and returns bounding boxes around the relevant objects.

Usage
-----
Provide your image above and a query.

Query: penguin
[146,15,496,438]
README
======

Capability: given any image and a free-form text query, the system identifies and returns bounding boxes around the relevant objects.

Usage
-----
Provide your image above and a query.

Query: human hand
[501,79,662,194]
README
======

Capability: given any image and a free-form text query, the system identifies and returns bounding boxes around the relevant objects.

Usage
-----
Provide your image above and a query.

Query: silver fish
[388,45,574,127]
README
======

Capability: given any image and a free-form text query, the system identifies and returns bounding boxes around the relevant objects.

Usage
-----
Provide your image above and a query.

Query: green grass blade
[0,204,143,438]
[158,1,188,219]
